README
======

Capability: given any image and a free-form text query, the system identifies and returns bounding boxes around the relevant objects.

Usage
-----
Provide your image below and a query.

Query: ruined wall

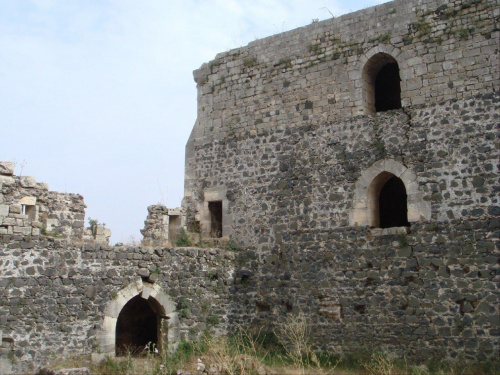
[184,0,500,362]
[0,236,235,374]
[0,0,499,372]
[0,162,110,244]
[141,205,183,246]
[0,162,86,241]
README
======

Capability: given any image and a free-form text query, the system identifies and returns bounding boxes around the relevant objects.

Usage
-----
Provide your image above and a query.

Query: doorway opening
[208,201,223,238]
[115,295,161,356]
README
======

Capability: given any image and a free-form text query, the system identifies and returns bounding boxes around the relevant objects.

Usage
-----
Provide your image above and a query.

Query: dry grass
[42,323,499,375]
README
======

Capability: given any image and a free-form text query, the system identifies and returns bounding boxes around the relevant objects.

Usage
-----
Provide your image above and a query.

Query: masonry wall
[0,237,235,374]
[184,0,500,363]
[0,163,86,240]
[230,221,499,361]
[0,0,499,372]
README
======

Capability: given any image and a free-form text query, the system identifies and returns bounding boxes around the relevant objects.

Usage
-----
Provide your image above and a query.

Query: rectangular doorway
[208,201,222,238]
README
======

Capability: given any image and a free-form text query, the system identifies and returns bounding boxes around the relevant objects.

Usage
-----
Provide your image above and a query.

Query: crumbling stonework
[0,0,499,373]
[0,162,110,245]
[141,205,183,246]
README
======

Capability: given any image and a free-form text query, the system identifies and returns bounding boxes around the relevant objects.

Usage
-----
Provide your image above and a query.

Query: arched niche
[351,44,420,116]
[92,278,179,361]
[350,159,431,228]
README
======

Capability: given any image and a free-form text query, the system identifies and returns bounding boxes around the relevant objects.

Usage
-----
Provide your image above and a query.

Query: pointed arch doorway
[92,278,180,360]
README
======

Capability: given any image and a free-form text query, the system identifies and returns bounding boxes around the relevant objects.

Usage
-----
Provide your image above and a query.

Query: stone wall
[182,0,499,364]
[0,161,86,241]
[0,0,499,372]
[230,221,499,361]
[0,162,110,244]
[0,236,235,374]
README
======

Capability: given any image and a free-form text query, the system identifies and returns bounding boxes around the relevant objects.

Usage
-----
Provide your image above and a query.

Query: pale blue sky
[1,0,387,243]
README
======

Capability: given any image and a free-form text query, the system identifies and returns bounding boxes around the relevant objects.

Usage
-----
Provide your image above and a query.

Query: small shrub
[88,217,98,228]
[275,311,313,374]
[458,28,470,40]
[369,32,392,44]
[363,351,395,375]
[415,20,431,37]
[409,364,430,375]
[396,233,409,246]
[372,139,386,157]
[176,228,191,247]
[307,44,321,54]
[243,56,257,68]
[206,315,220,325]
[225,241,240,251]
[92,355,133,375]
[41,227,61,238]
[202,301,210,313]
[278,58,292,69]
[177,298,189,318]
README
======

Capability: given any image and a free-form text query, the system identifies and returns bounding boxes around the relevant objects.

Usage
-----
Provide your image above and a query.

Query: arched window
[362,53,402,114]
[350,159,431,228]
[367,172,409,228]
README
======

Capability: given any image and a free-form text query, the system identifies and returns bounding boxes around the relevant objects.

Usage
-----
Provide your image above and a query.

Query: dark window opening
[375,63,401,112]
[208,201,223,238]
[116,295,159,356]
[379,176,409,228]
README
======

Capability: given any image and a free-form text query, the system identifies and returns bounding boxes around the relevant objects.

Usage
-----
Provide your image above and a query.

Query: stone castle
[1,0,498,373]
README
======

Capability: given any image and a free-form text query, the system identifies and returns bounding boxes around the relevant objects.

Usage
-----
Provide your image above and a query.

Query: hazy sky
[1,0,387,243]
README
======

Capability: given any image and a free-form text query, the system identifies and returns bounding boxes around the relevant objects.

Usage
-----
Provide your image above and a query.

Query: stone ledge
[371,226,410,236]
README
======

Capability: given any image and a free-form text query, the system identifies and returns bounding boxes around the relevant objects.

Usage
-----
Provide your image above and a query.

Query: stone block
[55,368,91,375]
[18,196,36,205]
[0,162,14,176]
[9,204,21,214]
[13,226,31,235]
[0,205,9,217]
[0,175,15,185]
[20,176,36,188]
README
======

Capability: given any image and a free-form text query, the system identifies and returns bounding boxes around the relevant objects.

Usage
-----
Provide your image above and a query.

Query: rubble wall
[0,163,86,240]
[183,0,500,363]
[0,238,235,374]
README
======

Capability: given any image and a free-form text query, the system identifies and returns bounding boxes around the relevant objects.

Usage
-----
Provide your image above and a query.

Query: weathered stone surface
[0,162,14,176]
